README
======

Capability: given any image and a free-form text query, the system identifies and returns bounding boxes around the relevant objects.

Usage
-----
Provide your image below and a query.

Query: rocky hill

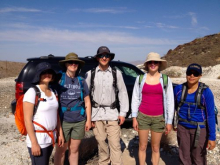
[0,61,26,79]
[163,33,220,67]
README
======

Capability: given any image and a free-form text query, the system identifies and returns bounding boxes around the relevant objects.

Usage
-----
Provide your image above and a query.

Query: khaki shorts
[62,120,86,142]
[137,112,165,133]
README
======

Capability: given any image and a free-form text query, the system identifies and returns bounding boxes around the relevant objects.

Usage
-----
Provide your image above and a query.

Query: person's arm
[23,102,41,156]
[84,95,91,131]
[116,70,129,125]
[56,115,64,147]
[165,77,175,135]
[204,88,216,150]
[131,75,141,130]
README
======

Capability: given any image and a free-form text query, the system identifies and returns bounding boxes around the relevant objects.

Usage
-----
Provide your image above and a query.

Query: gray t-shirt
[59,74,89,123]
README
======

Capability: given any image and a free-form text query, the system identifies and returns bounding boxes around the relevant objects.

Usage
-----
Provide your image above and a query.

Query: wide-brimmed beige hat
[144,52,167,71]
[59,52,85,69]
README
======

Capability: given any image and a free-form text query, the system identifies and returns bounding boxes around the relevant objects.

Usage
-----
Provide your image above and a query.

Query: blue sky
[0,0,219,63]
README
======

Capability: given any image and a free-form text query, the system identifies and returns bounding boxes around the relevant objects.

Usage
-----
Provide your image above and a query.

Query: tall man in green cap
[85,46,129,165]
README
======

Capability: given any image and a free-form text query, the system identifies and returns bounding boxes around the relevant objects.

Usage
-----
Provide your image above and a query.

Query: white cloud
[0,7,42,13]
[70,7,134,14]
[156,23,178,29]
[188,12,197,26]
[0,28,179,46]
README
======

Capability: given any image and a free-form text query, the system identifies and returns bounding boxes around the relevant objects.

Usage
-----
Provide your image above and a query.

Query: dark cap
[186,63,202,75]
[94,46,115,60]
[32,62,57,84]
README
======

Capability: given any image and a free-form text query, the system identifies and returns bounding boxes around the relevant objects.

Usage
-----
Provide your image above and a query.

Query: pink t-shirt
[139,83,164,116]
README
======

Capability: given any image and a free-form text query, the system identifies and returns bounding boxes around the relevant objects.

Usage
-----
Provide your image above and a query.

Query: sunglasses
[186,71,200,77]
[67,61,79,65]
[97,54,110,58]
[41,70,54,75]
[148,61,159,64]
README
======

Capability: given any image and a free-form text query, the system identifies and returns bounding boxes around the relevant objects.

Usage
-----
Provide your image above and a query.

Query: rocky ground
[0,74,220,165]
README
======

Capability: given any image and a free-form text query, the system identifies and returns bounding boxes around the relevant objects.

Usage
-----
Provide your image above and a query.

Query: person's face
[65,61,79,72]
[40,70,54,84]
[186,70,202,85]
[146,61,160,72]
[96,53,111,67]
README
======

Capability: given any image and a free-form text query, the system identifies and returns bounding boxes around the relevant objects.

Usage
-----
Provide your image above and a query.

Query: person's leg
[54,121,71,165]
[68,120,85,165]
[54,143,68,165]
[190,128,208,165]
[106,120,122,165]
[150,131,163,165]
[68,139,81,165]
[28,145,53,165]
[177,124,191,165]
[138,129,150,165]
[137,112,151,165]
[93,121,110,165]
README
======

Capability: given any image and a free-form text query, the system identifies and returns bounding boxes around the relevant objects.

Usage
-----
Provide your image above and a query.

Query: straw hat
[144,52,167,71]
[59,52,85,69]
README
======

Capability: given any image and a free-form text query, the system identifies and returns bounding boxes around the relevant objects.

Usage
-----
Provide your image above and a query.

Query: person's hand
[91,121,96,128]
[118,116,125,126]
[31,143,41,156]
[58,135,64,147]
[85,121,91,131]
[207,140,216,150]
[133,118,138,131]
[165,124,172,135]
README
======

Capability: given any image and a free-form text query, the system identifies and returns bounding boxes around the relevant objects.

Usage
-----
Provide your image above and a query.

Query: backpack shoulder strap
[112,67,118,90]
[177,83,188,112]
[60,72,66,87]
[32,85,41,115]
[90,68,96,93]
[139,74,144,86]
[195,82,208,109]
[77,76,84,101]
[162,74,168,93]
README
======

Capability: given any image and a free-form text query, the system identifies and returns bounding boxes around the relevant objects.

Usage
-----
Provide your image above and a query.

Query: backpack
[173,82,219,147]
[138,74,168,93]
[15,86,58,136]
[59,72,85,119]
[90,67,119,109]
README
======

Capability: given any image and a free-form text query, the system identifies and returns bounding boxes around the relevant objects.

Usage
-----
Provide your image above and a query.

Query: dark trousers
[28,145,53,165]
[177,124,208,165]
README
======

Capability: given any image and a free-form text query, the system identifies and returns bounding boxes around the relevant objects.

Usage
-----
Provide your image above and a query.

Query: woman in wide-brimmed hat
[131,52,174,165]
[23,62,64,165]
[54,53,91,165]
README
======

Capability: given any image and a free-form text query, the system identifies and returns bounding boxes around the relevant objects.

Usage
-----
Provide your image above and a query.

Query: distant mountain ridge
[163,33,220,67]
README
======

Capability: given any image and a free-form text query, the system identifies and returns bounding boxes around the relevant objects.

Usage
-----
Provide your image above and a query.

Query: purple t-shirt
[59,74,89,123]
[139,83,163,116]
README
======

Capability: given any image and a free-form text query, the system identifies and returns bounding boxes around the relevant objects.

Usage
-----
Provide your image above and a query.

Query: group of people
[22,46,216,165]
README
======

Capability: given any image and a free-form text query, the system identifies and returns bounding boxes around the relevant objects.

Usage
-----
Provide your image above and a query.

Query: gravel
[0,76,219,165]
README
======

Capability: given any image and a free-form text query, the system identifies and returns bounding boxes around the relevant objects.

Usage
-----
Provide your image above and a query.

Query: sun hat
[59,52,85,70]
[144,52,167,71]
[186,63,202,75]
[94,46,115,60]
[32,62,57,84]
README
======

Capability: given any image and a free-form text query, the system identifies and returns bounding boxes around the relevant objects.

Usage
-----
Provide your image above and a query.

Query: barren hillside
[163,33,220,67]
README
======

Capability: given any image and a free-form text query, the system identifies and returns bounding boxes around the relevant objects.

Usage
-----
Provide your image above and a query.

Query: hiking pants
[177,124,208,165]
[28,145,53,165]
[93,120,123,165]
